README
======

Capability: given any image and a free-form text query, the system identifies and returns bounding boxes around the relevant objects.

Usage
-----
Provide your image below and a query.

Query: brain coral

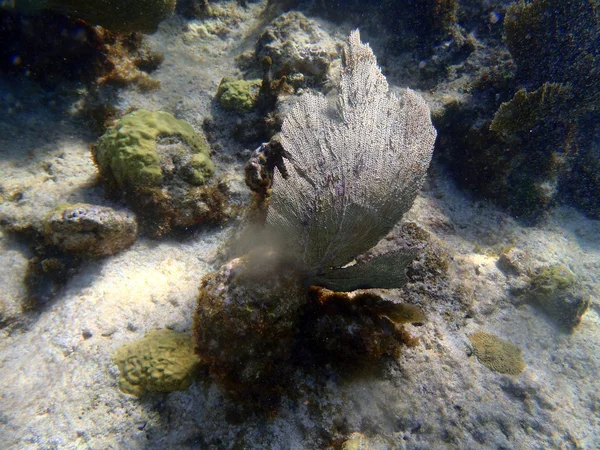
[92,109,228,236]
[468,331,525,376]
[94,109,214,190]
[114,329,201,396]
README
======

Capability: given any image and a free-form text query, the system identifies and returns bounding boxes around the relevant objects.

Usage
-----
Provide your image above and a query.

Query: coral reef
[468,331,525,376]
[194,32,435,406]
[437,0,600,220]
[43,203,138,257]
[93,109,230,236]
[114,329,201,397]
[14,0,176,34]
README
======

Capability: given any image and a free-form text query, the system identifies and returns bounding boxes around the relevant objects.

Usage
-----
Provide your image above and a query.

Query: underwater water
[0,0,599,449]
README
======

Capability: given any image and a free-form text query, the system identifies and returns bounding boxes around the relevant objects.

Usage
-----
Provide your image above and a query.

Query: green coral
[216,77,262,113]
[525,264,590,331]
[93,109,214,191]
[468,331,525,376]
[529,264,576,295]
[114,329,201,397]
[15,0,176,34]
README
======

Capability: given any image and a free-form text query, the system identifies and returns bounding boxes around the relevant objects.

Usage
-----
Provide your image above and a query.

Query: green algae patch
[468,331,525,376]
[216,77,262,113]
[94,109,214,191]
[114,329,201,397]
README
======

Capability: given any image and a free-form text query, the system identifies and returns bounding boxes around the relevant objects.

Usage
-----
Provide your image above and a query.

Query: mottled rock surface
[43,203,138,257]
[193,250,307,405]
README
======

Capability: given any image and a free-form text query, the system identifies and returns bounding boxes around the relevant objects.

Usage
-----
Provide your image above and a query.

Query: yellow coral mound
[468,331,525,376]
[114,329,200,396]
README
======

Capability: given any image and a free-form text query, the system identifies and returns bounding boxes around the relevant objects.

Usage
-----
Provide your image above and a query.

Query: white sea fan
[266,30,437,291]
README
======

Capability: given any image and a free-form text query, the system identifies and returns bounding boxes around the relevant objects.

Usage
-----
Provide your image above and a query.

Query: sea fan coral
[265,30,437,291]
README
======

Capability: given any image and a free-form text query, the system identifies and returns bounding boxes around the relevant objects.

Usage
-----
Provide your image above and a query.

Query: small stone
[497,247,528,275]
[81,329,93,339]
[100,326,117,337]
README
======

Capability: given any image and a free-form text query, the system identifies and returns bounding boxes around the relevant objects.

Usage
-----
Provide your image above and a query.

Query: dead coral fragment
[468,331,525,376]
[114,329,200,397]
